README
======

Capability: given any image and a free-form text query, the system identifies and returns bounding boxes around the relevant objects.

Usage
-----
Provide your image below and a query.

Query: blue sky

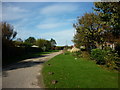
[2,2,94,46]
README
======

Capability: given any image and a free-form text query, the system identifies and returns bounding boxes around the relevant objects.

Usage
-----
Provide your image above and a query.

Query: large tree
[94,2,120,38]
[73,13,104,51]
[2,22,17,41]
[1,22,17,47]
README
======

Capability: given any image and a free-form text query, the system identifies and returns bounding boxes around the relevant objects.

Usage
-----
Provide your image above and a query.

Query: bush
[104,50,119,69]
[72,51,82,58]
[91,49,107,65]
[115,43,120,56]
[91,48,119,70]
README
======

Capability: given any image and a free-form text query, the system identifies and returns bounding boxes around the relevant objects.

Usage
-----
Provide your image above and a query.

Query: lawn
[42,53,119,88]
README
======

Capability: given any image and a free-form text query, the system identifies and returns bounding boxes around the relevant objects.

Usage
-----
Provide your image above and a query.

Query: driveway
[2,51,62,88]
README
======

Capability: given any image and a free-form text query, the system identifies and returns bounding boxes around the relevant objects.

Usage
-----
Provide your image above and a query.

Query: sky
[2,2,95,46]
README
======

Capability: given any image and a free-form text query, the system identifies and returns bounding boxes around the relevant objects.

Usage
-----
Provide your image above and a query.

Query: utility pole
[66,40,68,46]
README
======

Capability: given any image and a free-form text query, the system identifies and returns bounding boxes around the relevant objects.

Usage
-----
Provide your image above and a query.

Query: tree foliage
[1,22,17,47]
[94,2,120,38]
[1,22,17,41]
[36,39,51,51]
[73,13,104,51]
[25,37,36,45]
[73,2,120,51]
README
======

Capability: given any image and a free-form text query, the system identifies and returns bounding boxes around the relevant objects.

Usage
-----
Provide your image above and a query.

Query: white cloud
[40,4,79,16]
[2,5,28,21]
[16,28,74,46]
[40,29,74,46]
[67,18,76,22]
[36,22,68,29]
[41,17,59,23]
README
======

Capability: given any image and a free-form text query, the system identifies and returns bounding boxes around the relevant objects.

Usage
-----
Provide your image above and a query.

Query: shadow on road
[2,51,61,78]
[3,60,45,72]
[3,51,49,66]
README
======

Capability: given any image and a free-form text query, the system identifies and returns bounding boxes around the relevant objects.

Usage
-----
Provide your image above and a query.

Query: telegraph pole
[66,40,68,46]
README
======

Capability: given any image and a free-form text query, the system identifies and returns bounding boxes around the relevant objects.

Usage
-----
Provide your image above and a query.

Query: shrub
[72,51,82,58]
[91,48,119,70]
[104,50,119,69]
[115,43,120,56]
[91,49,107,65]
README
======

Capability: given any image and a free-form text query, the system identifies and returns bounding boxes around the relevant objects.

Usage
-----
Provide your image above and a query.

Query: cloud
[40,4,79,16]
[67,18,76,22]
[2,5,28,21]
[16,28,74,46]
[40,29,74,46]
[36,22,68,29]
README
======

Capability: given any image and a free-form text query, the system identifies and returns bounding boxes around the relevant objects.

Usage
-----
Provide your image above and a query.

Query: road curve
[2,51,62,88]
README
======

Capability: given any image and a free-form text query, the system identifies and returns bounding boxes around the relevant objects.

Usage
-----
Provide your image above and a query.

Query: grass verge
[42,53,119,88]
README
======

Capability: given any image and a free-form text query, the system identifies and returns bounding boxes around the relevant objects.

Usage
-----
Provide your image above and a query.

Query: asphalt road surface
[2,51,62,88]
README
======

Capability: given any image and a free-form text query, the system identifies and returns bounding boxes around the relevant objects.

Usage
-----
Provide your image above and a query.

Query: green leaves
[24,37,36,45]
[94,2,120,37]
[73,2,120,51]
[36,39,52,51]
[73,13,103,50]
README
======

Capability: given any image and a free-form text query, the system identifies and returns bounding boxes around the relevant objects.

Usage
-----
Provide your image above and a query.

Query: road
[2,51,62,88]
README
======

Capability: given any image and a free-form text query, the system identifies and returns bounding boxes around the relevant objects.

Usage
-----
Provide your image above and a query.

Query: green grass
[42,53,119,88]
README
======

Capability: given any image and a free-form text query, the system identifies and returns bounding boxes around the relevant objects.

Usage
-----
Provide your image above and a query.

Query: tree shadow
[3,52,49,66]
[3,60,45,72]
[2,53,51,73]
[2,60,46,77]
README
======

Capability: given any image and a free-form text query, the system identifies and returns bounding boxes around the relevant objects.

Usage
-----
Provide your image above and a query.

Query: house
[96,42,115,50]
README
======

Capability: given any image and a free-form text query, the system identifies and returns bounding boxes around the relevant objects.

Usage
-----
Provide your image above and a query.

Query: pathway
[2,51,62,88]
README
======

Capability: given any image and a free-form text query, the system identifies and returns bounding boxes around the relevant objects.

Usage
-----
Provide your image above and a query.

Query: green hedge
[91,48,119,70]
[91,49,107,65]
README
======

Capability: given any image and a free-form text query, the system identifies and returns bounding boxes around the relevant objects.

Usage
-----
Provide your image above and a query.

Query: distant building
[96,42,115,50]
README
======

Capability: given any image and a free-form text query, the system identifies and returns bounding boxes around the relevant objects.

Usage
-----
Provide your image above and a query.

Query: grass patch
[42,53,119,88]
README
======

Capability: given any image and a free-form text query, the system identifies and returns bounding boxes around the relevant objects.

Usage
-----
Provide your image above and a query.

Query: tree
[2,22,17,41]
[50,38,56,49]
[16,38,23,42]
[24,37,36,45]
[1,22,17,47]
[94,2,120,38]
[14,38,23,47]
[36,39,51,51]
[73,13,104,51]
